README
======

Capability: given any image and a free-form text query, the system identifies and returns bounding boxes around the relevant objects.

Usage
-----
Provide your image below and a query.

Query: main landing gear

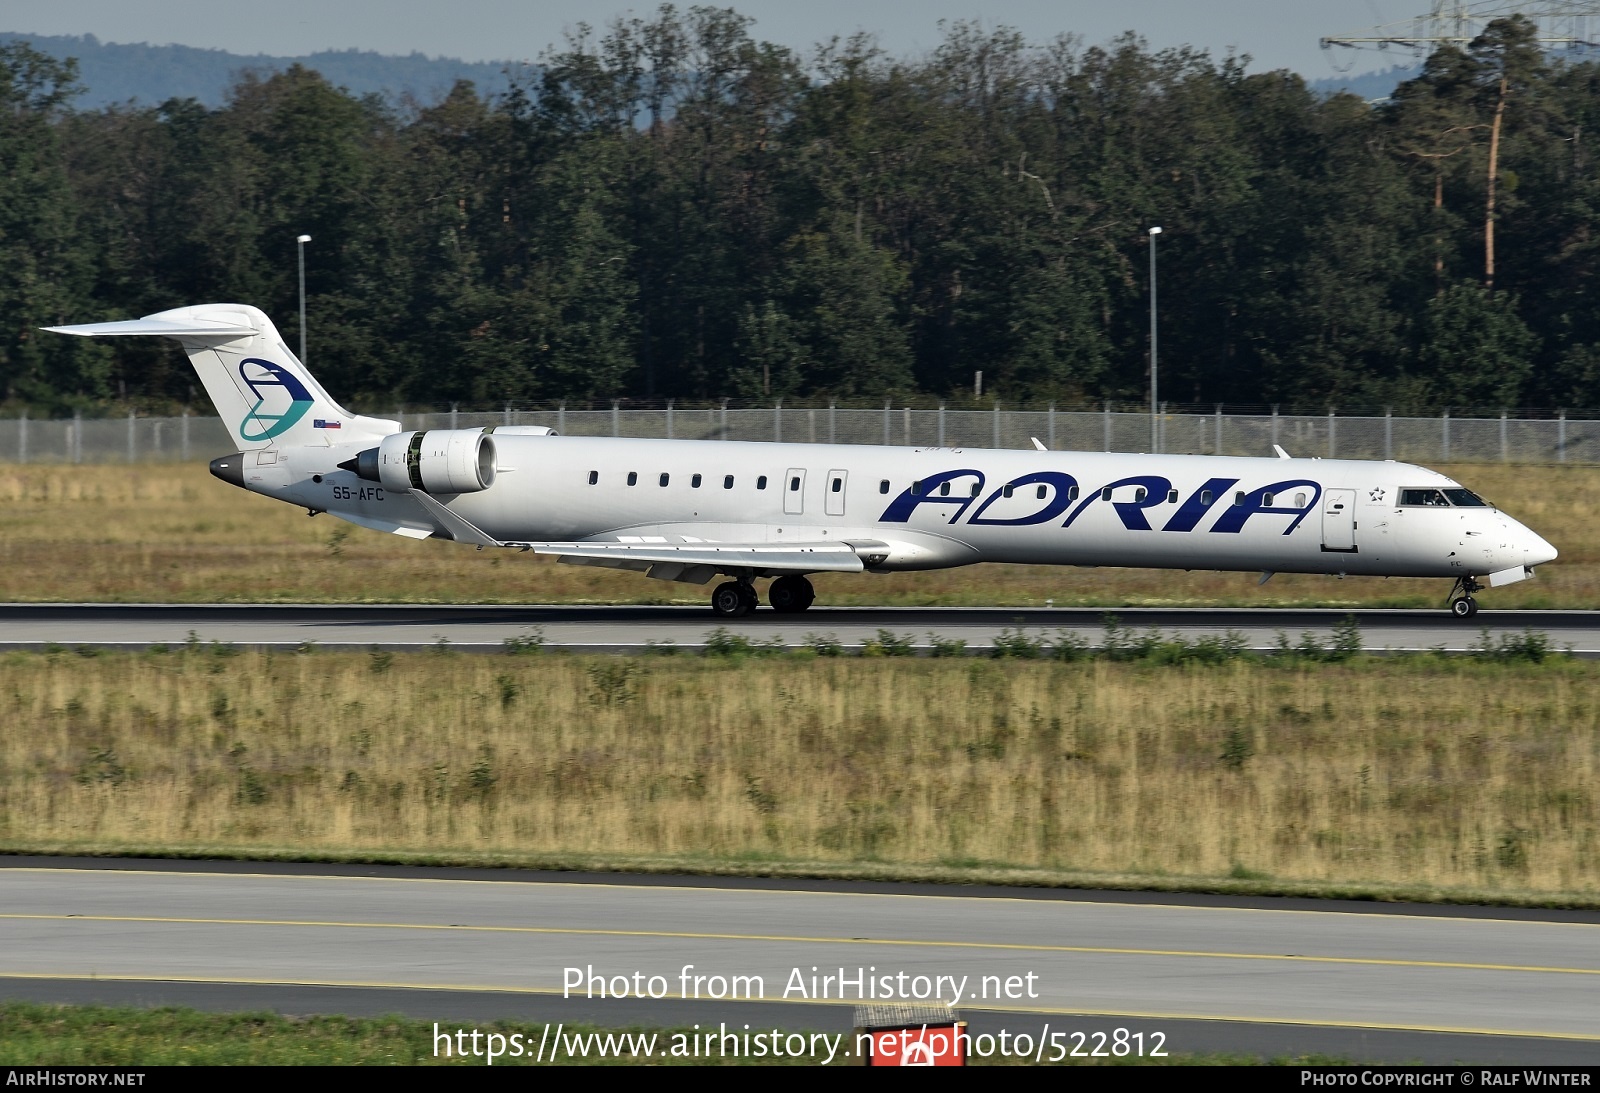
[709,575,816,618]
[1448,575,1484,619]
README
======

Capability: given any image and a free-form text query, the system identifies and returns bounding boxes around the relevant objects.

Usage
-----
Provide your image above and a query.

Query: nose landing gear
[1448,576,1484,619]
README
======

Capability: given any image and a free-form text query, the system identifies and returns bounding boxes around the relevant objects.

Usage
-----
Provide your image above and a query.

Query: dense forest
[3,7,1600,415]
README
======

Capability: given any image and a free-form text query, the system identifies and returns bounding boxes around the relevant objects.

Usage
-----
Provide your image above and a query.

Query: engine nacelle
[345,429,497,494]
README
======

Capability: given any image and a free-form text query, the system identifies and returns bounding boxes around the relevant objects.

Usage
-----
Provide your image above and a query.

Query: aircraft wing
[404,489,869,575]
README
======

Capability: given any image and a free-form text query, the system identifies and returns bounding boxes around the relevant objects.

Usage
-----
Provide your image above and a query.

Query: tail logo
[238,359,314,441]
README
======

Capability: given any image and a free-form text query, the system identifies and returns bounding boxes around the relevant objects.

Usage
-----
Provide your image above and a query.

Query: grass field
[2,646,1594,902]
[0,1002,1281,1065]
[0,461,1590,607]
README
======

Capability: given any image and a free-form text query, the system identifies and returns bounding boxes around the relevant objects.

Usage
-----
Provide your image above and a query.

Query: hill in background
[0,31,520,107]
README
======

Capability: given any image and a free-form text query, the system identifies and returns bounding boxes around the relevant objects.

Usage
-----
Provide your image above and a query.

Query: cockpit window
[1443,488,1490,508]
[1399,488,1451,507]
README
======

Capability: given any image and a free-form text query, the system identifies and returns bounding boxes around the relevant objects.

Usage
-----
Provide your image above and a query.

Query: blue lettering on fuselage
[1161,477,1239,532]
[1207,480,1322,535]
[967,472,1080,526]
[879,469,987,524]
[1061,475,1173,530]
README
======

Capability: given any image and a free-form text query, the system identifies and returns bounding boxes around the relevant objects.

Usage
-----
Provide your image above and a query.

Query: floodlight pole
[1148,226,1162,453]
[296,234,312,365]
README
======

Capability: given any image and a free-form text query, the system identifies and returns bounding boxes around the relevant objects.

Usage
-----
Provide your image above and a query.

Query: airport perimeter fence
[0,406,1596,465]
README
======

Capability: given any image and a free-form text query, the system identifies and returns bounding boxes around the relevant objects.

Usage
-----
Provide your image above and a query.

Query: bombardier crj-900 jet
[49,304,1558,619]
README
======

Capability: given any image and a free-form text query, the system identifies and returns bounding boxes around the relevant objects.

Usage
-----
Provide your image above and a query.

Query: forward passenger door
[825,469,847,517]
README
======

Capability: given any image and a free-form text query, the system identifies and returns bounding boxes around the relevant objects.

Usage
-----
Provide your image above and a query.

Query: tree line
[2,7,1598,415]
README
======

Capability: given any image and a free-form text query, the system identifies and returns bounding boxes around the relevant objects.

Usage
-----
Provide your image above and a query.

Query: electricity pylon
[1322,2,1600,55]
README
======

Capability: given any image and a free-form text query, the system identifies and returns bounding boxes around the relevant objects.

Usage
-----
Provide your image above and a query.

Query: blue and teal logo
[238,358,314,441]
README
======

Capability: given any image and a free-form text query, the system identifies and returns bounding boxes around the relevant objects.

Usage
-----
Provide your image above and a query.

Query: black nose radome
[209,453,246,490]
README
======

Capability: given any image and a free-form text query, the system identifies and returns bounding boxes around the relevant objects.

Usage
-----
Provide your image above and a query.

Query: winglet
[1273,444,1292,460]
[1031,437,1048,451]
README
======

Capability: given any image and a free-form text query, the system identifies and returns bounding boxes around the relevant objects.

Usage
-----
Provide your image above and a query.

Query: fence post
[829,400,836,444]
[73,410,81,464]
[903,405,911,446]
[450,402,458,431]
[611,399,620,437]
[181,409,190,461]
[395,407,404,431]
[1158,402,1166,453]
[1328,408,1336,459]
[1271,405,1279,452]
[558,400,566,435]
[1384,408,1392,460]
[1104,401,1111,452]
[504,402,512,427]
[721,399,729,440]
[808,407,817,443]
[937,402,945,447]
[1442,409,1450,462]
[774,399,782,443]
[1500,411,1508,463]
[993,401,1001,448]
[127,411,135,462]
[882,400,890,445]
[666,399,674,440]
[1215,404,1223,456]
[18,410,26,463]
[1559,410,1567,464]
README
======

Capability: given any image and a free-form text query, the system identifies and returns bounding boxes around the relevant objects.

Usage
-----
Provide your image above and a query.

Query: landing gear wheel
[711,581,754,618]
[768,575,816,613]
[1447,576,1485,620]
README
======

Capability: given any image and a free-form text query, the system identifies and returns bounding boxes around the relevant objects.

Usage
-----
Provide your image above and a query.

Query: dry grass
[3,648,1595,899]
[0,462,1592,607]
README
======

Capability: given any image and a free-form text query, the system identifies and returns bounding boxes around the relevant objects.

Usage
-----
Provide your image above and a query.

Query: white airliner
[48,304,1558,619]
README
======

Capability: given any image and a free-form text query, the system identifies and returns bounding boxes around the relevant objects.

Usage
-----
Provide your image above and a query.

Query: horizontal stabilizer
[43,318,256,340]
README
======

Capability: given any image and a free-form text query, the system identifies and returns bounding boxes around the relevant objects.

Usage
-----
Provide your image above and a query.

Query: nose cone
[1525,530,1558,567]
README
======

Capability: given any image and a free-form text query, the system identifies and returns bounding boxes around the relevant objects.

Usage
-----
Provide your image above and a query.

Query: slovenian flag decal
[314,419,342,429]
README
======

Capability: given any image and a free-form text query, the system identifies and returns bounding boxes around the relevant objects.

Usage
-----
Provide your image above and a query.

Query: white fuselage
[244,435,1557,582]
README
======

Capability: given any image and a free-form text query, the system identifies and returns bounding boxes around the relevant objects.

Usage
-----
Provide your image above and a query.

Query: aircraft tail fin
[45,304,397,450]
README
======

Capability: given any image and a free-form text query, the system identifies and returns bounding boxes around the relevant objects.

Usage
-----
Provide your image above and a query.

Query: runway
[1,603,1596,654]
[1,860,1596,1064]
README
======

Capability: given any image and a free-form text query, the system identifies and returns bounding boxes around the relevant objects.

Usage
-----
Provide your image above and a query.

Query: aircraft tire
[711,581,753,618]
[768,575,815,613]
[1451,596,1478,619]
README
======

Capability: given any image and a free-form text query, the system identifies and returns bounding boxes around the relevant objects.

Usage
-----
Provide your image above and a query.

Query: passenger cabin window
[789,476,800,491]
[879,479,890,494]
[1200,489,1213,505]
[588,470,598,485]
[831,477,842,493]
[627,472,638,486]
[1234,491,1246,506]
[1037,485,1048,500]
[1068,486,1080,501]
[1166,489,1178,503]
[659,473,670,487]
[1134,487,1147,502]
[940,482,951,496]
[1399,488,1451,507]
[757,476,768,490]
[1101,487,1112,501]
[1263,493,1275,506]
[1444,488,1490,507]
[1002,484,1014,498]
[1296,492,1307,507]
[691,473,702,488]
[971,482,981,496]
[911,481,922,495]
[724,475,734,489]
